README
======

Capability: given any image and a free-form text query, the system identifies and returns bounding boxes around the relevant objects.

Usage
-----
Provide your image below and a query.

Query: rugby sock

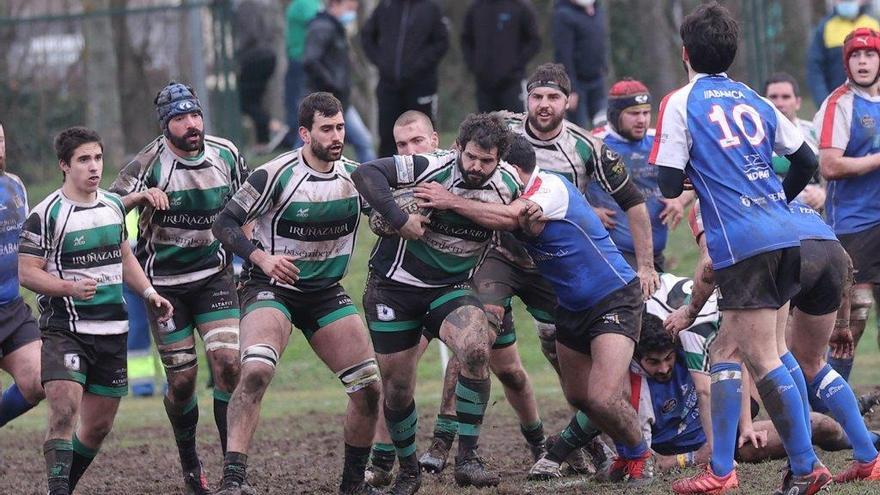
[213,389,231,454]
[810,364,879,463]
[222,451,248,487]
[757,365,820,476]
[709,362,742,477]
[547,411,599,463]
[808,390,831,414]
[164,395,201,471]
[340,444,371,491]
[616,440,649,460]
[44,438,73,495]
[780,352,812,441]
[385,400,418,467]
[68,433,98,491]
[370,443,396,472]
[827,352,854,382]
[0,383,35,427]
[456,374,490,455]
[520,420,545,447]
[433,414,458,447]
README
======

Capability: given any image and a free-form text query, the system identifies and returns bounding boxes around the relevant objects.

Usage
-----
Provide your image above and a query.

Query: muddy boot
[528,456,563,480]
[454,450,500,488]
[364,464,393,488]
[388,459,421,495]
[418,437,451,474]
[339,481,383,495]
[183,463,211,495]
[527,436,548,463]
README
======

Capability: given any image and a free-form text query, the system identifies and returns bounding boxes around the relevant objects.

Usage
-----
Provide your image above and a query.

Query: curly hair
[456,113,512,159]
[635,313,676,358]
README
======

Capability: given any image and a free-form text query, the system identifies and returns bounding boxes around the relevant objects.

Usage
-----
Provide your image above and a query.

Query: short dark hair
[54,126,103,165]
[504,135,536,173]
[456,113,511,159]
[527,63,572,96]
[680,2,739,75]
[298,92,343,131]
[635,313,676,358]
[764,72,800,97]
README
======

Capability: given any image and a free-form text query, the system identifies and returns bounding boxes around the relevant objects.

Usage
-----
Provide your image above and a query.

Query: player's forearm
[625,203,654,270]
[121,242,152,295]
[782,143,819,201]
[19,259,75,297]
[212,210,258,261]
[120,192,143,212]
[692,372,713,448]
[351,158,409,230]
[448,196,520,231]
[687,243,715,317]
[819,149,880,180]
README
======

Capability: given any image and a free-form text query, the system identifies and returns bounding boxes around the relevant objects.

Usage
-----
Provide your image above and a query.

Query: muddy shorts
[792,239,848,316]
[714,247,801,311]
[838,223,880,285]
[41,328,128,397]
[364,273,483,354]
[555,279,643,354]
[240,281,358,340]
[152,266,240,346]
[0,297,40,359]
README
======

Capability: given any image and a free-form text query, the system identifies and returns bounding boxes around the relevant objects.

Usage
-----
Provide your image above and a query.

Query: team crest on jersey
[73,235,86,247]
[256,291,275,301]
[296,208,309,218]
[661,398,677,414]
[170,196,183,208]
[64,353,80,371]
[158,318,176,333]
[376,304,395,321]
[601,312,621,325]
[861,115,876,129]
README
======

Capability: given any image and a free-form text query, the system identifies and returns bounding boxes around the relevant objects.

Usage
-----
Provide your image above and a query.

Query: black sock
[164,395,200,471]
[68,433,98,491]
[222,451,248,487]
[44,439,73,495]
[213,390,231,454]
[341,444,371,490]
[520,420,545,447]
[455,375,490,455]
[547,411,599,463]
[370,443,396,471]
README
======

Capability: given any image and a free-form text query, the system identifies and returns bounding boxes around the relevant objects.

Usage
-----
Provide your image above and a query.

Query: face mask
[338,11,357,26]
[837,1,861,20]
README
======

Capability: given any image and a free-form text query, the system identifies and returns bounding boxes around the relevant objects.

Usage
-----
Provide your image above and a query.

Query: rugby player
[0,122,44,428]
[415,135,655,486]
[650,3,825,493]
[19,127,172,495]
[499,63,657,373]
[589,78,694,272]
[110,82,248,494]
[212,92,382,495]
[815,27,880,379]
[352,113,522,493]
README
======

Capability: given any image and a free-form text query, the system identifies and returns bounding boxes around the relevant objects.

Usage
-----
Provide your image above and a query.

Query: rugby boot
[418,437,451,473]
[772,462,831,495]
[834,452,880,482]
[527,436,548,463]
[215,481,256,495]
[183,462,211,495]
[605,450,654,486]
[387,462,421,495]
[453,450,500,488]
[544,433,595,475]
[672,464,738,494]
[527,456,563,480]
[364,464,393,488]
[339,481,383,495]
[585,437,614,475]
[859,390,880,416]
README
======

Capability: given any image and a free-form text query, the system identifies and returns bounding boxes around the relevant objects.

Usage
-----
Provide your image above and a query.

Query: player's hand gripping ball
[369,188,432,237]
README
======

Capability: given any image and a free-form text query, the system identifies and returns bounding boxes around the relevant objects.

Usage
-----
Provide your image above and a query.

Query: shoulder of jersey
[338,155,360,173]
[30,189,63,215]
[99,189,127,217]
[204,135,241,155]
[259,149,301,173]
[591,125,609,138]
[4,172,26,190]
[496,161,524,191]
[498,111,526,129]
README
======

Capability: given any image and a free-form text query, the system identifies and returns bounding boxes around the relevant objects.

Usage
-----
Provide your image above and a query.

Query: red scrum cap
[843,27,880,82]
[607,78,651,133]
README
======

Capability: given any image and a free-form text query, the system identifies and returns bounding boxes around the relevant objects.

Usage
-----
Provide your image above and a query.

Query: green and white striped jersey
[370,150,522,288]
[501,111,630,195]
[19,189,128,335]
[228,148,361,292]
[110,135,248,286]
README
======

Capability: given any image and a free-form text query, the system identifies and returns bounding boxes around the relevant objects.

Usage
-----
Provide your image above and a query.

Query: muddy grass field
[3,391,880,495]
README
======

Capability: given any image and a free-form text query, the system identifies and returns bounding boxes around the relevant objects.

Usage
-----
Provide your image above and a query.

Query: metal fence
[0,0,242,183]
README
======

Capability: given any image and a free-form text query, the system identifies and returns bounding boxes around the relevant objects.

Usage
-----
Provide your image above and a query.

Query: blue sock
[709,362,742,477]
[808,390,830,414]
[780,352,811,441]
[757,365,819,476]
[616,440,648,459]
[871,431,880,450]
[827,352,854,382]
[0,384,35,427]
[810,364,878,463]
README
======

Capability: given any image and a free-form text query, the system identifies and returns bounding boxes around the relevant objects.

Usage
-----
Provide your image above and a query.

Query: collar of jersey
[523,165,542,192]
[690,72,729,82]
[60,188,101,208]
[162,138,206,165]
[524,118,564,145]
[845,81,880,102]
[297,147,338,178]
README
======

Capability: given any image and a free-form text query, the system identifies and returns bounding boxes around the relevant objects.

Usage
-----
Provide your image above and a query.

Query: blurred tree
[82,0,124,167]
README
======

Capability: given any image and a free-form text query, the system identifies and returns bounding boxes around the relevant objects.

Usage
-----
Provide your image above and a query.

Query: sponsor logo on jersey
[64,353,80,371]
[256,290,274,301]
[601,312,621,325]
[661,398,677,414]
[170,196,183,208]
[702,89,745,99]
[73,235,86,247]
[827,383,845,396]
[376,304,395,321]
[861,115,876,129]
[296,208,309,218]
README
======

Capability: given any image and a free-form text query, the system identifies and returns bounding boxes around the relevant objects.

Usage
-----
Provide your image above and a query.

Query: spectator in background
[284,0,321,148]
[807,0,879,106]
[461,0,541,113]
[234,0,288,153]
[764,72,826,211]
[553,0,608,129]
[361,0,449,157]
[303,0,376,162]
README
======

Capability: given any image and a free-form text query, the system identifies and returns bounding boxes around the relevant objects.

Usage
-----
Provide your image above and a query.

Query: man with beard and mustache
[212,92,382,495]
[110,82,248,494]
[351,113,521,494]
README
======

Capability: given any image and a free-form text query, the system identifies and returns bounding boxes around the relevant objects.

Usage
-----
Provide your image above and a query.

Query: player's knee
[204,326,240,354]
[159,344,197,375]
[48,405,77,434]
[20,377,46,404]
[463,344,490,374]
[337,358,381,395]
[240,344,279,393]
[495,367,528,392]
[211,351,241,390]
[851,286,873,322]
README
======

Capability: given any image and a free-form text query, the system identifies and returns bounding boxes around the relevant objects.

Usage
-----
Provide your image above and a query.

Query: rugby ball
[368,188,431,237]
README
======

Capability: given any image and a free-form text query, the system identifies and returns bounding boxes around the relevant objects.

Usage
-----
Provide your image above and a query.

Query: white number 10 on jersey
[708,103,766,148]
